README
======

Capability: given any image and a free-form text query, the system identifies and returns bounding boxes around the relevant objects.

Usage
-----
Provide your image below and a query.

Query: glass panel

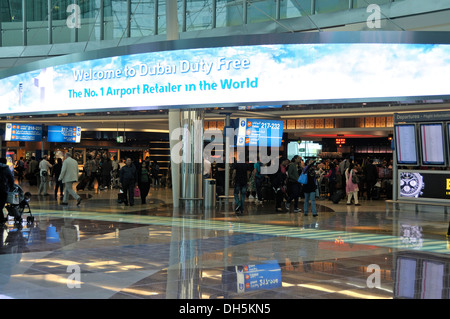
[353,0,391,9]
[51,0,72,21]
[130,0,154,38]
[27,22,49,45]
[26,0,48,22]
[104,0,126,40]
[315,0,349,14]
[186,0,213,31]
[26,0,49,45]
[1,0,22,46]
[52,19,74,44]
[280,0,311,19]
[158,1,166,35]
[2,0,22,22]
[216,0,244,28]
[78,0,101,42]
[2,22,23,46]
[247,0,276,24]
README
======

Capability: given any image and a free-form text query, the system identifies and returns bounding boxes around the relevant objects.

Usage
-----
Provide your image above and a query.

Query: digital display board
[395,257,416,299]
[395,124,418,165]
[4,123,42,142]
[47,126,82,143]
[398,170,450,201]
[236,260,282,294]
[236,118,283,147]
[419,123,445,165]
[2,42,450,115]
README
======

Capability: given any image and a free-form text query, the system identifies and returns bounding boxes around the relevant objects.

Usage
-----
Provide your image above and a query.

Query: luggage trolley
[4,184,34,226]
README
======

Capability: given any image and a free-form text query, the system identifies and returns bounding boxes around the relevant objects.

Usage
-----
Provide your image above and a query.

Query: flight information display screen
[395,124,418,165]
[419,123,445,165]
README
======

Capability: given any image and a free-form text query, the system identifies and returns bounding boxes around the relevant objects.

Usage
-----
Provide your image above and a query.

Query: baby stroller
[4,184,34,226]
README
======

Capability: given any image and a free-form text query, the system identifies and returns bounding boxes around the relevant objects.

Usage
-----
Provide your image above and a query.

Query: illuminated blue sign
[236,118,283,148]
[47,126,82,143]
[4,123,42,142]
[236,260,282,293]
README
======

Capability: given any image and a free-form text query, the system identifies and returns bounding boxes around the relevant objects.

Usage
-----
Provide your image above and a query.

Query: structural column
[180,109,204,207]
[166,0,181,208]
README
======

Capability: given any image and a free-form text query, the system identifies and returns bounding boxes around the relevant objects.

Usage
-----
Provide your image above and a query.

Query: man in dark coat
[119,158,137,206]
[0,158,15,223]
[364,159,379,200]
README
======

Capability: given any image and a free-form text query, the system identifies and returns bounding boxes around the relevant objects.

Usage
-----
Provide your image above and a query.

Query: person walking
[59,153,82,206]
[338,158,350,192]
[137,161,151,204]
[324,162,338,200]
[101,155,112,189]
[303,160,318,217]
[52,157,64,199]
[27,156,39,186]
[151,161,160,188]
[120,158,138,206]
[38,155,52,196]
[271,157,289,212]
[0,158,15,223]
[363,159,378,200]
[15,157,25,184]
[232,157,252,215]
[253,157,264,204]
[345,162,360,206]
[286,155,302,213]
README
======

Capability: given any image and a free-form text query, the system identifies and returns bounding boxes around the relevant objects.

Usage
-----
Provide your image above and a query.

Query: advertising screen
[395,124,418,165]
[419,123,445,165]
[398,170,450,201]
[4,123,42,142]
[3,42,450,115]
[236,118,283,147]
[47,126,82,143]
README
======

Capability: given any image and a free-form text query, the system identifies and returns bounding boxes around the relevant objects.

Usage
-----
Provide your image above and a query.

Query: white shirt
[39,159,52,177]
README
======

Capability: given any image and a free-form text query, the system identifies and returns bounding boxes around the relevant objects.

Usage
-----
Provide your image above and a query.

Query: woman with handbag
[345,163,360,206]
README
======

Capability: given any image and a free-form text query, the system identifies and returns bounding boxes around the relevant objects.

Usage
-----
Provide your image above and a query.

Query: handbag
[298,172,308,185]
[351,171,359,184]
[7,190,20,205]
[134,186,141,197]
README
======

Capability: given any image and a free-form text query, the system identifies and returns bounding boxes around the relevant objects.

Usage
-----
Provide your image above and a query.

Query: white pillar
[166,0,180,208]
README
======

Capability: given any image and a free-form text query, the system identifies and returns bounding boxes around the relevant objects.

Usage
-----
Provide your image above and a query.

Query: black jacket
[301,165,317,193]
[0,163,15,193]
[120,164,137,185]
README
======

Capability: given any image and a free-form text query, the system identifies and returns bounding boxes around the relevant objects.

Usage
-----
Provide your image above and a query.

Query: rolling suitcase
[331,189,344,204]
[76,176,89,191]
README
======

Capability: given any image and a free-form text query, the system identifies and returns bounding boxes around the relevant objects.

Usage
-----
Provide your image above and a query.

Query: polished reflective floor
[1,181,449,300]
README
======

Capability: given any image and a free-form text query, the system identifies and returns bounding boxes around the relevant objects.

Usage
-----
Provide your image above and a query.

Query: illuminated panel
[395,124,418,165]
[47,126,82,143]
[419,123,445,166]
[2,43,450,115]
